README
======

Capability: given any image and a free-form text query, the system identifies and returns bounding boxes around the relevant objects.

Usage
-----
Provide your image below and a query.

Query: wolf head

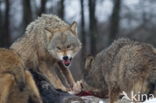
[45,22,81,67]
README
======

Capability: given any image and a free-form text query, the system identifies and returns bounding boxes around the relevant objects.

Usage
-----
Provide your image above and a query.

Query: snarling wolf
[11,14,81,92]
[84,38,156,103]
[0,48,42,103]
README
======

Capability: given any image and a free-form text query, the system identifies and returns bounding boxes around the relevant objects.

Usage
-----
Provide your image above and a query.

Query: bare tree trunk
[23,0,32,30]
[80,0,86,70]
[0,2,3,47]
[0,1,2,29]
[58,0,64,19]
[88,0,97,56]
[38,0,47,16]
[0,0,11,47]
[108,0,122,44]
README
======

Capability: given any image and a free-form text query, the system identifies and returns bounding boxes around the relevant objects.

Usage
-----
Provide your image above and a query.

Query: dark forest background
[0,0,156,79]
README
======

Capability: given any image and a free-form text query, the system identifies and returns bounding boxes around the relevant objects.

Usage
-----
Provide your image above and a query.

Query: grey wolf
[10,14,82,92]
[0,48,42,103]
[84,38,156,103]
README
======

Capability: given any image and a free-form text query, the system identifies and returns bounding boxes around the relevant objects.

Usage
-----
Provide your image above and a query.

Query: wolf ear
[70,21,77,36]
[85,55,94,70]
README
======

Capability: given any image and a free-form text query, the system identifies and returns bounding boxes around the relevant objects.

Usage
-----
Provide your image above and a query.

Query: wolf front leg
[109,87,120,103]
[57,62,76,88]
[0,73,15,103]
[38,61,67,91]
[25,70,43,103]
[57,62,82,93]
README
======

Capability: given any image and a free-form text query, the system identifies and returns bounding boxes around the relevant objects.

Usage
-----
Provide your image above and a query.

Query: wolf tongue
[64,60,70,65]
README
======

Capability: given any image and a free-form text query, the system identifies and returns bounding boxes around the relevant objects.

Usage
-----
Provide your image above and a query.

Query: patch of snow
[99,100,105,103]
[143,98,156,103]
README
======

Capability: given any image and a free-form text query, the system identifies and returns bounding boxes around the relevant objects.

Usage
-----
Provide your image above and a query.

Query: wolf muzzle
[62,56,72,67]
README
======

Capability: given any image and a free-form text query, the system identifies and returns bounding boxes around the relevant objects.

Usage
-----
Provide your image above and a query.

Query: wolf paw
[68,81,82,94]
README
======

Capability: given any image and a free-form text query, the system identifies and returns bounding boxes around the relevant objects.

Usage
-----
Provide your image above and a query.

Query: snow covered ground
[81,96,107,103]
[144,98,156,103]
[78,96,156,103]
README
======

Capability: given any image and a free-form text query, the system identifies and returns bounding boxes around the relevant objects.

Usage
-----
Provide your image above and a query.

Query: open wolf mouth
[63,58,72,67]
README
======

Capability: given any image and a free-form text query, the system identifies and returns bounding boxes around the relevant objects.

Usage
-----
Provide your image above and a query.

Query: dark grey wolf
[84,38,156,103]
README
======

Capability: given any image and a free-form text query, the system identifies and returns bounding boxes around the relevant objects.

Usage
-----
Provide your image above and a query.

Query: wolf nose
[63,56,68,60]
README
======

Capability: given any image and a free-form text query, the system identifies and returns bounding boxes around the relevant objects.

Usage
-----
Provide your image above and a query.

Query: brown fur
[84,38,156,103]
[10,14,81,91]
[0,48,42,103]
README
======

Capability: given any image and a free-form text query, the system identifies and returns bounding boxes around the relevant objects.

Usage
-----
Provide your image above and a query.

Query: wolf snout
[62,56,72,66]
[63,56,72,61]
[63,56,69,60]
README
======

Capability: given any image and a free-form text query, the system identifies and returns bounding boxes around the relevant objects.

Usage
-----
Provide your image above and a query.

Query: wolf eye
[67,45,71,49]
[56,46,61,50]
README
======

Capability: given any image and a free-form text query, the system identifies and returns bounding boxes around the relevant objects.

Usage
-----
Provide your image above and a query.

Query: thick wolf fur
[10,14,81,91]
[84,38,156,103]
[0,48,42,103]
